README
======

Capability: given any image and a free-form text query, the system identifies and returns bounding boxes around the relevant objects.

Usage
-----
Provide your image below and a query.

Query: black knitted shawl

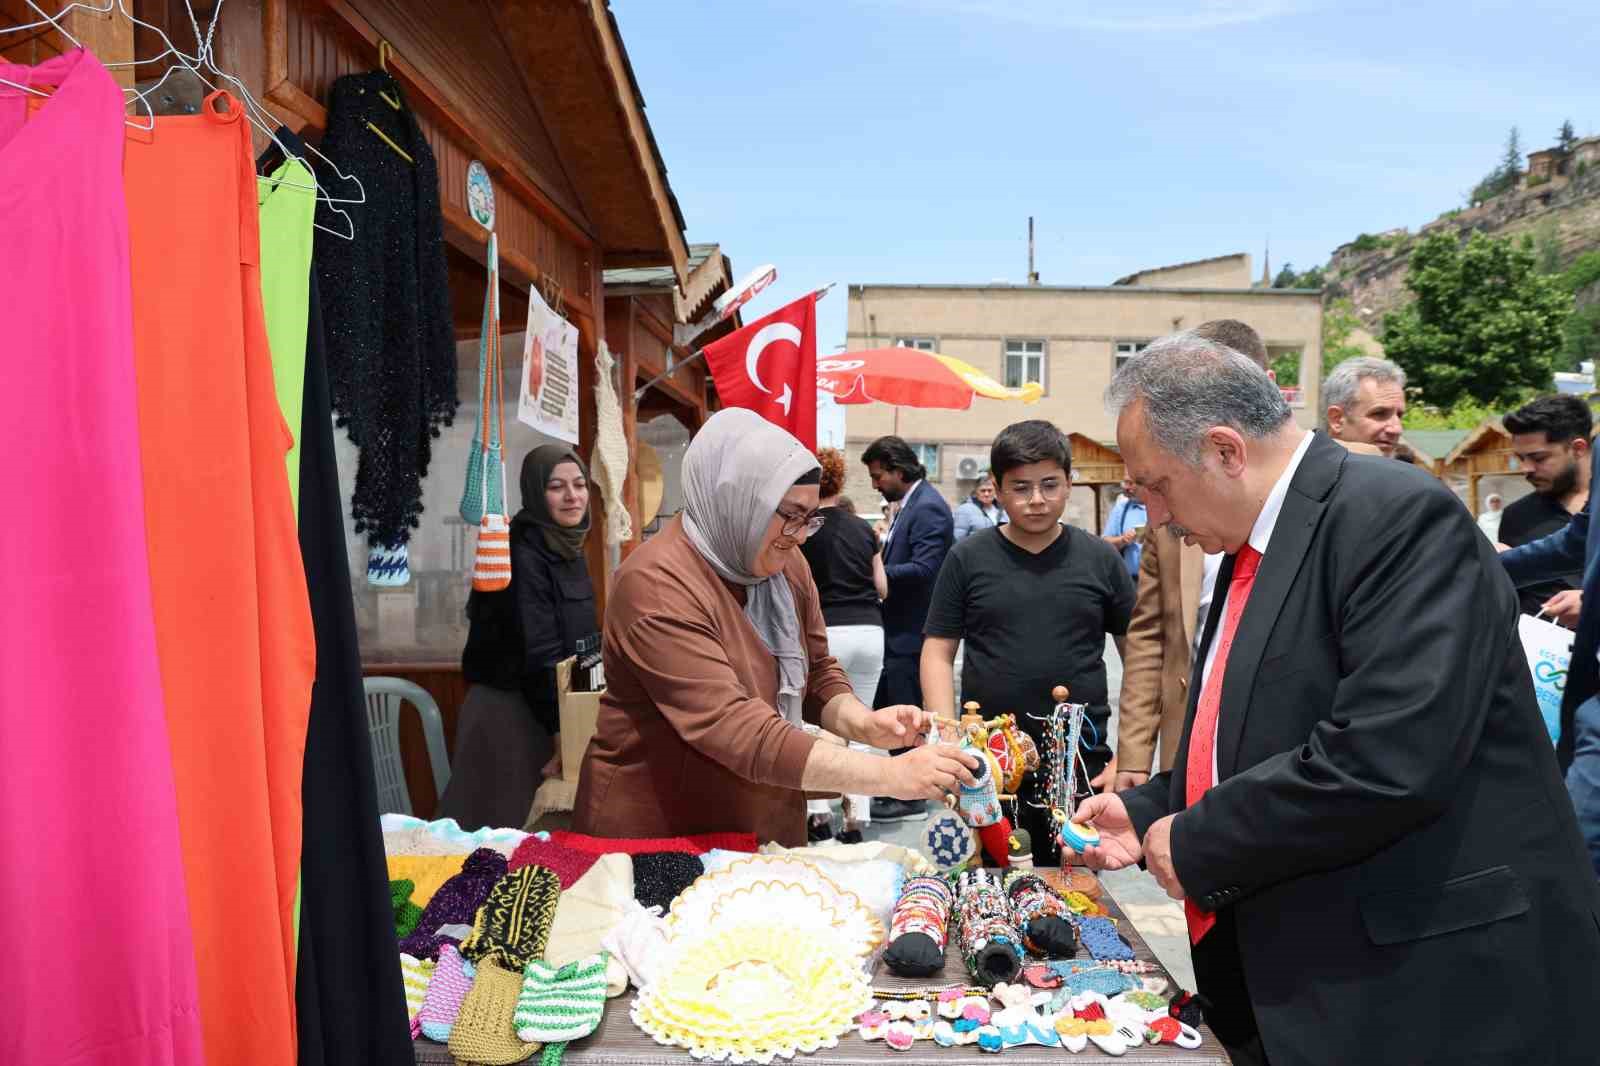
[313,71,457,550]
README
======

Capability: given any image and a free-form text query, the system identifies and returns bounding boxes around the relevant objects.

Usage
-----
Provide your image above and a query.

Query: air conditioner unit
[956,456,983,480]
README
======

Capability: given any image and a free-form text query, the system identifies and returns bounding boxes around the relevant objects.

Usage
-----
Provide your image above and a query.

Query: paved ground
[814,637,1197,991]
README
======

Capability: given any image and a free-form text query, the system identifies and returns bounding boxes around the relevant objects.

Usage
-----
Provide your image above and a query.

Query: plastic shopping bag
[1518,612,1570,745]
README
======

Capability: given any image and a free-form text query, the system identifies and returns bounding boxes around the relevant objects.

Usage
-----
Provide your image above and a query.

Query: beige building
[841,254,1324,527]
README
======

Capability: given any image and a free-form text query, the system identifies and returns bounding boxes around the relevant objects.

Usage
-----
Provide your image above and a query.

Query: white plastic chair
[364,677,452,816]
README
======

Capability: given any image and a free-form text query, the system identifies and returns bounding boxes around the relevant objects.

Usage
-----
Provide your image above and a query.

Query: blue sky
[613,1,1596,349]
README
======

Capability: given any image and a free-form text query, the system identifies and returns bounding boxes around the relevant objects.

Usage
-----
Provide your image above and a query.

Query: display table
[412,886,1228,1064]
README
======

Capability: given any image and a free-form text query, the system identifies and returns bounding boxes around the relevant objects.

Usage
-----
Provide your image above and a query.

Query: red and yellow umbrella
[816,347,1044,409]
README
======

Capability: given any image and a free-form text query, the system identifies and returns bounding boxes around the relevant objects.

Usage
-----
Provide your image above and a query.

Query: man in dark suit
[1076,332,1600,1065]
[1500,438,1600,876]
[861,435,953,821]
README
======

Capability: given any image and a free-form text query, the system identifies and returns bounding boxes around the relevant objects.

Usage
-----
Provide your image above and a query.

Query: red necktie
[1184,545,1261,943]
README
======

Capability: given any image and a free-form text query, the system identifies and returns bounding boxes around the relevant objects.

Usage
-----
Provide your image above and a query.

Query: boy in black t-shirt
[921,420,1135,866]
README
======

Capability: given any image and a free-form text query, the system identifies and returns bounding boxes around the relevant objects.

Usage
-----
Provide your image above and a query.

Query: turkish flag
[701,292,818,450]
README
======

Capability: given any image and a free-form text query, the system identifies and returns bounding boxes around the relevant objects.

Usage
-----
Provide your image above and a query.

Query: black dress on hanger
[262,126,414,1066]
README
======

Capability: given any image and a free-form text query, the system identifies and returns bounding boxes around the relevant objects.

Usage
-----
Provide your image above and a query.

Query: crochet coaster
[1072,915,1135,961]
[924,809,976,873]
[400,848,510,960]
[631,851,703,912]
[953,869,1023,987]
[419,944,477,1042]
[514,953,609,1064]
[449,959,539,1064]
[507,837,601,888]
[884,876,954,977]
[548,830,757,856]
[461,866,561,972]
[1003,870,1077,957]
[393,878,424,939]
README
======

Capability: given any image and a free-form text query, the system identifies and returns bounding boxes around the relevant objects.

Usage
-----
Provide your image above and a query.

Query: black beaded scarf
[313,71,457,550]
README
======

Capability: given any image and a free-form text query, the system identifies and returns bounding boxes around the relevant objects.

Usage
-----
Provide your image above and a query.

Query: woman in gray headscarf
[573,408,975,846]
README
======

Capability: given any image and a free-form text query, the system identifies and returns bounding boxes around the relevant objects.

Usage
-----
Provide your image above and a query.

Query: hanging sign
[467,160,495,230]
[518,282,580,444]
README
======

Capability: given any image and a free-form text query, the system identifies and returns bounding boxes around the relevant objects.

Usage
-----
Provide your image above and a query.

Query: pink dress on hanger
[0,49,205,1066]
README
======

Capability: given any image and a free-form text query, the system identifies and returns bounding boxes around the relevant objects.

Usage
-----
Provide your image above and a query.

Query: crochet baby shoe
[419,944,477,1043]
[883,876,953,977]
[401,848,510,960]
[507,837,600,889]
[461,865,561,972]
[401,953,435,1039]
[393,879,424,939]
[448,959,539,1064]
[1003,870,1077,957]
[631,851,703,913]
[513,953,609,1066]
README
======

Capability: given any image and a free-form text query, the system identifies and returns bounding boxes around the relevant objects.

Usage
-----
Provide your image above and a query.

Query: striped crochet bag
[471,249,511,593]
[460,234,505,524]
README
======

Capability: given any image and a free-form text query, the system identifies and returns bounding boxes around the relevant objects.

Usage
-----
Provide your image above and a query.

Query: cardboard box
[555,656,604,783]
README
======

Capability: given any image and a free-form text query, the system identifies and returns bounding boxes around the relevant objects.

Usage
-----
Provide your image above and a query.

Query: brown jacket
[572,517,852,847]
[1115,434,1384,775]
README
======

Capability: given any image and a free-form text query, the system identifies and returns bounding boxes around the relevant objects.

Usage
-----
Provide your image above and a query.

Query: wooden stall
[3,1,715,815]
[1442,421,1517,516]
[1069,433,1128,533]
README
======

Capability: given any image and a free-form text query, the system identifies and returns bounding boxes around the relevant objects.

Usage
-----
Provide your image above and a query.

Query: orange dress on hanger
[124,92,315,1066]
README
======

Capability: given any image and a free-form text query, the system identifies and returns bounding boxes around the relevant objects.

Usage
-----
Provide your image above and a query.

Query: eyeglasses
[1004,478,1067,501]
[776,507,826,537]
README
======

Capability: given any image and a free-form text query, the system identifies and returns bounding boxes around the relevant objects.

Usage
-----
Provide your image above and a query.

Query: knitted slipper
[507,837,601,889]
[448,959,539,1064]
[418,944,477,1043]
[513,953,609,1065]
[401,953,435,1038]
[631,852,703,912]
[400,848,509,960]
[460,865,561,972]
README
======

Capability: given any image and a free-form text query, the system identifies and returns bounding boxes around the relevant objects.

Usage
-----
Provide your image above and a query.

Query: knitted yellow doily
[667,856,883,954]
[631,923,872,1064]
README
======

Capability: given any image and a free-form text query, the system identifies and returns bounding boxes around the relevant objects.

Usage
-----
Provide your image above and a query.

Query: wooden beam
[261,0,597,252]
[63,5,133,87]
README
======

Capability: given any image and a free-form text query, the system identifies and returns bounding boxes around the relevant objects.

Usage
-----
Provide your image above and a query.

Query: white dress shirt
[1196,430,1314,786]
[1194,552,1223,660]
[883,479,923,550]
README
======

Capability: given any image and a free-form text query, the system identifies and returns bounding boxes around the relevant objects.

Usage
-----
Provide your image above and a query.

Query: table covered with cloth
[412,886,1227,1065]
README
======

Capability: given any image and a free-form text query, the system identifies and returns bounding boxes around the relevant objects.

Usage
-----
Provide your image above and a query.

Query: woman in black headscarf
[439,445,599,830]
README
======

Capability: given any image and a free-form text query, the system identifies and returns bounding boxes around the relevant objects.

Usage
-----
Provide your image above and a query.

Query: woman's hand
[886,744,979,801]
[861,705,930,749]
[541,749,563,780]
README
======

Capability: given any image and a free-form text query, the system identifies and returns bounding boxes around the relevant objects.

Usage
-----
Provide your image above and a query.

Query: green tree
[1273,263,1298,288]
[1563,304,1600,371]
[1381,231,1571,409]
[1470,125,1524,204]
[1402,399,1503,431]
[1321,297,1367,371]
[1559,119,1577,154]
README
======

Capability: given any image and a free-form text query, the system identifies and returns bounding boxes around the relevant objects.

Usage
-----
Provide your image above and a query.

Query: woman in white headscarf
[572,408,976,846]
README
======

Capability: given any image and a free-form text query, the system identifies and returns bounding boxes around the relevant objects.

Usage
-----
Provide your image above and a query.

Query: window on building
[895,336,938,351]
[1004,339,1045,389]
[912,443,941,481]
[1114,340,1149,372]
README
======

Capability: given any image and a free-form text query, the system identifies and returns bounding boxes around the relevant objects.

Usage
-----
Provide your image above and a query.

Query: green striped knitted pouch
[514,953,609,1063]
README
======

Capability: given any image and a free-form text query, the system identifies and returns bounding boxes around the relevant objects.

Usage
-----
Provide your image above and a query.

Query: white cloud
[855,0,1307,32]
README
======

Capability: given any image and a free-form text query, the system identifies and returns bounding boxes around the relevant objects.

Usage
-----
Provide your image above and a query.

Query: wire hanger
[1,2,158,130]
[376,40,401,110]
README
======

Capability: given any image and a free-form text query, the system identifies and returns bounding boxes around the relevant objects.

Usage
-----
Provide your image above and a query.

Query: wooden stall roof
[1069,433,1126,484]
[496,0,690,285]
[1401,429,1471,472]
[1443,420,1514,470]
[606,243,733,327]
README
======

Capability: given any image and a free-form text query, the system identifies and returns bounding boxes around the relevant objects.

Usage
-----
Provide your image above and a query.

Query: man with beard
[1499,394,1592,620]
[862,435,954,821]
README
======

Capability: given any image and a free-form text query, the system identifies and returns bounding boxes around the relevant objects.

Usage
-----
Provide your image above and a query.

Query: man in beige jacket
[1113,322,1380,789]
